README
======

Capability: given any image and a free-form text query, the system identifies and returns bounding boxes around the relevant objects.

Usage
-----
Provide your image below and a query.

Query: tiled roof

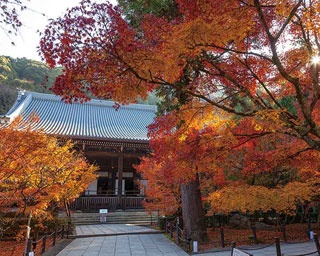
[4,91,157,142]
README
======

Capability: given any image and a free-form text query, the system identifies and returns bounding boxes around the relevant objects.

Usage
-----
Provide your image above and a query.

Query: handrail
[83,189,144,196]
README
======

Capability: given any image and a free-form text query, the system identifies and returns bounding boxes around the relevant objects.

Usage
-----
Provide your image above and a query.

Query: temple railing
[69,193,145,212]
[83,190,143,196]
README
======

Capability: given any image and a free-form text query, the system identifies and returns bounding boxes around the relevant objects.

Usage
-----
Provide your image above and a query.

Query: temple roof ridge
[4,91,157,142]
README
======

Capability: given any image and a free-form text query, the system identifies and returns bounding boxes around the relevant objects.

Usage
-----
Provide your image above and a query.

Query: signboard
[232,248,252,256]
[99,209,108,222]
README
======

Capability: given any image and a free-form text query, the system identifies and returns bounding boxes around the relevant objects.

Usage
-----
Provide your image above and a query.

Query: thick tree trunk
[181,173,208,242]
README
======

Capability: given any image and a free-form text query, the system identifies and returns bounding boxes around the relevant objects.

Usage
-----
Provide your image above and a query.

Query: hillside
[0,56,159,115]
[0,56,61,114]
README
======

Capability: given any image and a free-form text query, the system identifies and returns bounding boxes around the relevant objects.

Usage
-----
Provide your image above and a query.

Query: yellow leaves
[209,181,315,215]
[256,109,282,122]
[249,109,286,133]
[299,0,320,31]
[147,2,255,83]
[178,101,234,131]
[254,123,263,131]
[209,185,273,214]
[274,1,297,17]
[0,119,97,220]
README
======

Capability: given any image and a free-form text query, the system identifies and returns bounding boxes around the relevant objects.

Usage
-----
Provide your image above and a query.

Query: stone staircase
[59,210,159,226]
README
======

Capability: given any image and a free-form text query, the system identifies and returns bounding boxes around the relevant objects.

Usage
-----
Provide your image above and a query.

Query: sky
[0,0,117,62]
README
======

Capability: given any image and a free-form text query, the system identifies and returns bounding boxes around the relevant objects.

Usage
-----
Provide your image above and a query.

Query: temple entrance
[97,177,108,195]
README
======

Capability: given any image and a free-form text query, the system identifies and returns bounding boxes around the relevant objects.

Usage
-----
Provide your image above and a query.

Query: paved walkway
[55,224,320,256]
[74,224,161,237]
[57,224,189,256]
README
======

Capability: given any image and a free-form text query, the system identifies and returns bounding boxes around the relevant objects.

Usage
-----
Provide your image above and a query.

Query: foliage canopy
[40,0,320,215]
[0,117,97,238]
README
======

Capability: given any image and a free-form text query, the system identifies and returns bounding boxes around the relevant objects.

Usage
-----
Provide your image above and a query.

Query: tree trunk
[181,173,208,242]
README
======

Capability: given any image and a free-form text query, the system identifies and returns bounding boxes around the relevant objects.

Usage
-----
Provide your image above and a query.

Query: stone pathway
[51,224,320,256]
[55,224,188,256]
[74,224,161,237]
[57,234,188,256]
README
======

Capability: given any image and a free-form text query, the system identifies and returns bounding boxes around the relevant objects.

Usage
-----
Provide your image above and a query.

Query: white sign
[193,241,198,253]
[232,248,252,256]
[99,209,108,214]
[310,231,314,240]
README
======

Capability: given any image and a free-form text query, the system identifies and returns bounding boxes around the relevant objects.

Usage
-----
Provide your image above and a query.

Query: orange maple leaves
[40,0,320,215]
[0,118,97,236]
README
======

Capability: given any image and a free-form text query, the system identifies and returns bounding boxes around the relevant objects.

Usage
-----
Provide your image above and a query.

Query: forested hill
[0,56,61,115]
[0,56,159,115]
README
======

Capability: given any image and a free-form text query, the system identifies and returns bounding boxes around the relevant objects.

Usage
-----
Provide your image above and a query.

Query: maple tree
[0,117,97,238]
[40,0,320,240]
[0,0,28,41]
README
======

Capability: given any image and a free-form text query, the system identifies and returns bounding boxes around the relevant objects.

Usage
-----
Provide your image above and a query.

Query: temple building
[2,91,157,211]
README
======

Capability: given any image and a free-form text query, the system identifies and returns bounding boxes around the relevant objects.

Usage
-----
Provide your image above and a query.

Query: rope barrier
[238,242,275,250]
[33,236,43,244]
[286,251,318,256]
[164,218,320,255]
[284,239,312,244]
[47,232,55,238]
[23,225,65,254]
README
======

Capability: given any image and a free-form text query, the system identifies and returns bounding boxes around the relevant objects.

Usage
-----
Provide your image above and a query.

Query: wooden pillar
[117,146,124,209]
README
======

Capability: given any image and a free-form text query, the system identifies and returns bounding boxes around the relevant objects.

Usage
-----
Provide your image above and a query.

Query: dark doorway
[125,179,139,195]
[97,177,108,195]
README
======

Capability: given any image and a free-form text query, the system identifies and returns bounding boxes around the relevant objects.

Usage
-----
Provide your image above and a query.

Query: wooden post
[53,228,57,246]
[275,237,282,256]
[184,231,190,251]
[41,232,47,254]
[212,216,215,231]
[176,218,180,243]
[178,228,181,243]
[281,224,287,242]
[24,238,32,256]
[117,147,124,209]
[123,191,126,211]
[164,218,168,233]
[220,227,225,248]
[308,218,312,238]
[231,241,236,256]
[32,240,37,252]
[61,226,65,239]
[251,223,257,243]
[67,222,71,238]
[313,233,320,255]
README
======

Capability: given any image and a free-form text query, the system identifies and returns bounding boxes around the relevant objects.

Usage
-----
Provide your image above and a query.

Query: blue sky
[0,0,117,61]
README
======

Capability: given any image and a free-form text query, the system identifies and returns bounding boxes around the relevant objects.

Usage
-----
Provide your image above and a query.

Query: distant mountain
[0,56,61,114]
